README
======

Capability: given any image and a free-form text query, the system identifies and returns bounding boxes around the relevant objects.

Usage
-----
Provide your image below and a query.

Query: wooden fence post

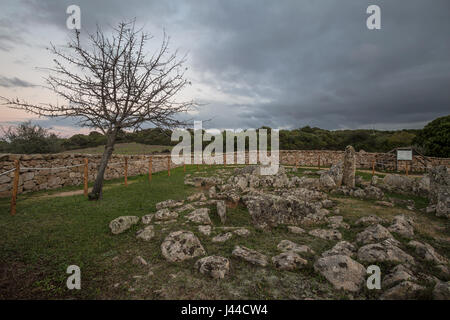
[372,160,375,176]
[168,156,171,177]
[405,162,409,176]
[10,160,20,216]
[224,153,226,167]
[149,156,153,182]
[183,163,186,172]
[318,155,321,170]
[83,158,88,197]
[124,157,128,186]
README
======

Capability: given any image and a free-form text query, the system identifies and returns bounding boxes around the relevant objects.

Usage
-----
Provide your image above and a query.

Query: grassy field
[0,165,448,300]
[62,142,172,155]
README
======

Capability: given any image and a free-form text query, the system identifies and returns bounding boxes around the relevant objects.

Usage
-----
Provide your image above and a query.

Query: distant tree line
[1,115,449,158]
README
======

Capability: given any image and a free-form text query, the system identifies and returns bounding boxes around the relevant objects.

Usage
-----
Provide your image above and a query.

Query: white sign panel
[397,150,412,161]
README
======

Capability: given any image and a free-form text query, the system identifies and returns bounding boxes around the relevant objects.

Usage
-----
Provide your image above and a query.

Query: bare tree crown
[2,21,195,134]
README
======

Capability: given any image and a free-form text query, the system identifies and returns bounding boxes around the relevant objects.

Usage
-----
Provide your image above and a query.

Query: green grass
[0,165,197,299]
[0,164,447,300]
[62,142,172,155]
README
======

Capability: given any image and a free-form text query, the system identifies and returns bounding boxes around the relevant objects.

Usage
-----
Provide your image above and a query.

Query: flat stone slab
[314,255,366,292]
[161,230,206,262]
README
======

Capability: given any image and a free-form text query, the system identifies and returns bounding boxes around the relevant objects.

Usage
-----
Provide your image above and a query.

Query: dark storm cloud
[7,0,450,129]
[0,76,35,88]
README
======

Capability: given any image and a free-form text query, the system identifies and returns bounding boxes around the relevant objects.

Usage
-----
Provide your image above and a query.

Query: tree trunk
[88,130,117,200]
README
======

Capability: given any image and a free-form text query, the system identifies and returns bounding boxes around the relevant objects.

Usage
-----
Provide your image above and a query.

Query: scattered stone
[342,146,356,188]
[388,215,414,238]
[133,256,148,266]
[161,231,206,262]
[208,186,217,199]
[433,281,450,300]
[232,245,268,267]
[328,216,350,229]
[321,241,356,258]
[354,215,385,226]
[233,228,250,237]
[186,208,212,225]
[408,241,447,265]
[272,252,308,270]
[313,255,366,292]
[141,214,154,225]
[277,240,315,254]
[187,192,207,202]
[308,229,342,241]
[357,239,415,265]
[212,232,233,243]
[356,224,393,245]
[198,225,212,236]
[319,173,336,190]
[383,265,417,288]
[154,208,178,221]
[109,216,139,234]
[156,199,184,210]
[195,256,230,279]
[136,225,155,241]
[380,281,425,300]
[287,226,305,234]
[175,204,195,213]
[216,201,227,224]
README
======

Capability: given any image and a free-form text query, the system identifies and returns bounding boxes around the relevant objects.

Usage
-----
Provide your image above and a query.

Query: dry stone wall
[0,150,449,197]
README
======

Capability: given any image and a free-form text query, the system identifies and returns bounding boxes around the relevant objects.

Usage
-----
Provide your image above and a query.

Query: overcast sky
[0,0,449,136]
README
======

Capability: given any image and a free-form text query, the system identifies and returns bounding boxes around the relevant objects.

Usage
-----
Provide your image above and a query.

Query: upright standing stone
[342,145,356,188]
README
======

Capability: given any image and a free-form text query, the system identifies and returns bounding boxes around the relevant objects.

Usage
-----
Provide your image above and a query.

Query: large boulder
[161,231,206,262]
[408,241,447,265]
[242,189,327,229]
[356,224,393,245]
[342,146,356,188]
[328,161,343,186]
[357,239,415,265]
[195,256,230,279]
[109,216,139,234]
[232,245,268,267]
[313,255,366,292]
[388,215,414,238]
[319,173,336,191]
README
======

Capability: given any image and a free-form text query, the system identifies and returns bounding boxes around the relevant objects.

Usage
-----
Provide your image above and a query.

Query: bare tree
[1,21,195,200]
